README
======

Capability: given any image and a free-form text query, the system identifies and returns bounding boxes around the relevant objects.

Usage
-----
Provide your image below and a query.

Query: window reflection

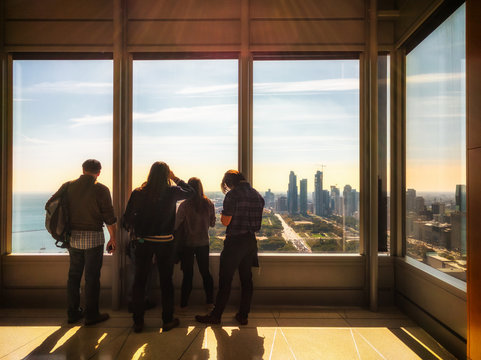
[405,4,466,281]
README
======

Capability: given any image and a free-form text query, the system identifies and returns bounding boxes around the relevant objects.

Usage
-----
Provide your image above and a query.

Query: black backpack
[45,183,71,248]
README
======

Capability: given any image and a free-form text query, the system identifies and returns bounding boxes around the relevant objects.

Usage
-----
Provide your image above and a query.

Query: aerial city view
[405,186,466,281]
[208,169,360,254]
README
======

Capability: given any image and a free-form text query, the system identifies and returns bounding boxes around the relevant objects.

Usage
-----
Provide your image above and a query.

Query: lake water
[12,193,107,253]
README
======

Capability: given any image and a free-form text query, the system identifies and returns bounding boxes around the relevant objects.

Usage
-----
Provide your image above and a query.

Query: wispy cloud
[134,135,235,146]
[13,98,33,102]
[255,78,359,94]
[20,135,51,145]
[177,84,237,95]
[406,72,465,84]
[69,114,112,128]
[134,104,236,123]
[174,78,359,97]
[27,81,112,95]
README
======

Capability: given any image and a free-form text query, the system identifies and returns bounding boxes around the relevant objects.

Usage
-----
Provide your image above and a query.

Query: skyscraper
[299,179,308,215]
[330,186,341,215]
[343,185,352,217]
[264,189,275,208]
[322,189,330,215]
[288,171,298,214]
[406,188,416,212]
[314,171,323,216]
[456,184,466,212]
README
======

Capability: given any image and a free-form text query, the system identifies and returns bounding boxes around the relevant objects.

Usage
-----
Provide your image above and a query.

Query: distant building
[432,202,445,215]
[287,171,298,214]
[406,188,416,212]
[264,189,275,209]
[343,185,353,217]
[330,186,341,215]
[276,196,288,212]
[314,171,323,216]
[299,179,308,215]
[456,184,466,212]
[415,196,425,214]
[322,189,330,215]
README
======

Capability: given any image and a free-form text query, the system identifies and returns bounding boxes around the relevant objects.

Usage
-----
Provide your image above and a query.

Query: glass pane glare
[253,60,360,253]
[12,60,114,253]
[406,4,466,281]
[132,60,238,252]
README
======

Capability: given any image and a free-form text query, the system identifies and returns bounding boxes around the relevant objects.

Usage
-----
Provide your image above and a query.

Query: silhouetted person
[175,177,216,309]
[123,162,194,333]
[46,159,116,325]
[196,170,264,325]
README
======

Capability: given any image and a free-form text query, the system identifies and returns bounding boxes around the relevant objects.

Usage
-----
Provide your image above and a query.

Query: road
[275,214,312,253]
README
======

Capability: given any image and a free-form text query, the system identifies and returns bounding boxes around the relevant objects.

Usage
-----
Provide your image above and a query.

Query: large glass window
[405,4,466,281]
[253,60,360,253]
[12,60,113,253]
[132,59,238,252]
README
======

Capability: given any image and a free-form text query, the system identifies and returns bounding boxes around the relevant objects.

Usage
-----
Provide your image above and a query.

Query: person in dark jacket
[196,170,264,326]
[123,161,194,333]
[46,159,116,325]
[175,177,216,309]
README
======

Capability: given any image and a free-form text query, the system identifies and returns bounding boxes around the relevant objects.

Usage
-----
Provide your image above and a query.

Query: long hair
[220,170,246,194]
[186,177,211,212]
[140,161,170,199]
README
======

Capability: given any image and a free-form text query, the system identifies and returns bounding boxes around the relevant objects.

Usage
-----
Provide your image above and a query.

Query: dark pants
[212,233,258,319]
[127,240,157,303]
[67,245,104,320]
[180,245,214,307]
[133,241,175,325]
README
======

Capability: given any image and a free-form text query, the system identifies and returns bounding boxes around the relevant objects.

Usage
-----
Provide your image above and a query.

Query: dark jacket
[123,179,194,238]
[47,174,116,232]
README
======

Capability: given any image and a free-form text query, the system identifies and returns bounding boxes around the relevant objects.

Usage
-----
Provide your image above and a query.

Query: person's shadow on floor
[211,325,265,360]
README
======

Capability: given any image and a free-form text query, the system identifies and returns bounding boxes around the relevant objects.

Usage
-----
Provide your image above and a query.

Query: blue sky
[132,60,238,192]
[406,4,466,192]
[253,60,360,193]
[13,60,113,192]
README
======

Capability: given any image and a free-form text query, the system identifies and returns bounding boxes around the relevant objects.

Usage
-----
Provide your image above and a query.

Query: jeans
[132,241,175,324]
[180,245,214,307]
[67,245,104,320]
[212,233,258,319]
[127,240,157,303]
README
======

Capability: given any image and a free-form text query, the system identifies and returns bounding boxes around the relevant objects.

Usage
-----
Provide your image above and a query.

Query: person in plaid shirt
[196,170,264,325]
[47,159,116,325]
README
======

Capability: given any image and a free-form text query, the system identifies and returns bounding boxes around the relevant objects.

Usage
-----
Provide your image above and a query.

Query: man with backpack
[46,159,116,325]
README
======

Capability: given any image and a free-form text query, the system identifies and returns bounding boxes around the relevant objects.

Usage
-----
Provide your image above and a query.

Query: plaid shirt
[222,182,265,236]
[69,230,105,250]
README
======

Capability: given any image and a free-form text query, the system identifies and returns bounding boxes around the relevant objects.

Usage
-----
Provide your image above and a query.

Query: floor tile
[113,326,203,360]
[276,318,350,327]
[0,326,60,359]
[345,318,417,328]
[279,327,364,360]
[341,307,409,319]
[4,326,127,360]
[180,326,273,360]
[276,310,342,319]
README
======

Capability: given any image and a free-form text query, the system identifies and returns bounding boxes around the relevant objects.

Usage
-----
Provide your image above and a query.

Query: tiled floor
[0,306,457,359]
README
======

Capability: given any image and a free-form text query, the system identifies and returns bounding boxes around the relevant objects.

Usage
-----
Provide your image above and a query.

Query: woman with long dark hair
[175,177,215,309]
[123,161,194,333]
